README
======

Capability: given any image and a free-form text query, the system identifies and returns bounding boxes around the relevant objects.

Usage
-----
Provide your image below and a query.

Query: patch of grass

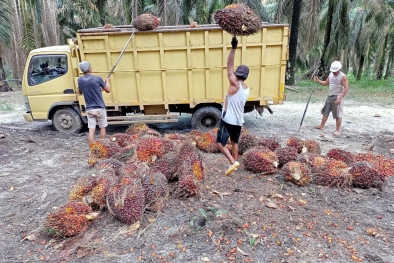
[286,75,394,105]
[0,102,14,111]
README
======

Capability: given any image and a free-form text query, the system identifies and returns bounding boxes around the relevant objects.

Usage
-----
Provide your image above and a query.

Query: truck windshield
[28,55,68,86]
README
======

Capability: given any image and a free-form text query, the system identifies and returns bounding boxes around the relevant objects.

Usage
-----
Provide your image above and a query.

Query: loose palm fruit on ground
[238,133,258,155]
[243,146,278,174]
[326,148,354,165]
[259,138,281,151]
[214,3,261,36]
[132,14,160,31]
[275,147,298,167]
[349,161,385,189]
[281,161,312,186]
[313,159,352,188]
[286,136,304,154]
[302,140,321,154]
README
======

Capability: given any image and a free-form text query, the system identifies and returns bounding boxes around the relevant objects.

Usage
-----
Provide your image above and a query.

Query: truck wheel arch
[48,103,86,123]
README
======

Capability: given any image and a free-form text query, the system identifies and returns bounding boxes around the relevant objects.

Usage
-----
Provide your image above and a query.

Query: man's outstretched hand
[231,36,238,49]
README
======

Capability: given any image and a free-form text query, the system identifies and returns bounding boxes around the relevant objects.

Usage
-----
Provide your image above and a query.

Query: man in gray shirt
[78,61,110,144]
[313,61,349,136]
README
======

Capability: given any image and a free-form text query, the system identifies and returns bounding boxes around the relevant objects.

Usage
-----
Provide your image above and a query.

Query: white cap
[330,61,342,72]
[79,61,91,73]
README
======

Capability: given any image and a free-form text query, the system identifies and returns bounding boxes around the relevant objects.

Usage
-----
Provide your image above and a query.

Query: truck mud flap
[255,105,273,116]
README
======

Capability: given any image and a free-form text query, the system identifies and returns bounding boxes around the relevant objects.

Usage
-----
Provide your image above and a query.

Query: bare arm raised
[227,37,240,96]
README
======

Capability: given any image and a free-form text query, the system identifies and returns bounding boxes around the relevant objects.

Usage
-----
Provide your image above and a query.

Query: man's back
[78,75,106,111]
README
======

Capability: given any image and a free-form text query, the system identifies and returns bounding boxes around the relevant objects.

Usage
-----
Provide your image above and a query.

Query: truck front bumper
[23,112,34,122]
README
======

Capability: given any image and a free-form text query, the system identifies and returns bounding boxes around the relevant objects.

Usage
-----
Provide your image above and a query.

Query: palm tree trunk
[318,0,334,79]
[377,34,388,80]
[0,54,6,80]
[356,55,364,81]
[196,0,205,24]
[384,39,393,79]
[286,0,302,85]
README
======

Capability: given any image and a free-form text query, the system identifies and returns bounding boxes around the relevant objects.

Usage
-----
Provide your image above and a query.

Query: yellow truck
[22,23,289,133]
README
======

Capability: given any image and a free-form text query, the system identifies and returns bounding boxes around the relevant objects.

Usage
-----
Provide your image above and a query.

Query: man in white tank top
[216,36,250,175]
[313,61,349,136]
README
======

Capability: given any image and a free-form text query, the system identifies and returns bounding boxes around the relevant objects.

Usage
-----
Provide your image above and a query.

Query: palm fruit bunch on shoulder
[238,133,258,155]
[151,152,178,181]
[281,161,312,186]
[275,147,298,167]
[258,138,281,152]
[298,153,328,172]
[195,131,220,153]
[176,141,205,181]
[110,133,134,147]
[91,169,118,208]
[132,14,160,31]
[349,162,385,189]
[141,170,169,212]
[107,180,145,225]
[88,139,122,166]
[164,133,187,141]
[286,136,304,154]
[302,140,321,154]
[214,3,261,36]
[353,153,394,178]
[136,136,165,163]
[176,175,199,198]
[94,159,124,175]
[45,202,93,237]
[326,148,354,166]
[242,146,279,174]
[125,123,149,135]
[69,176,98,201]
[313,159,352,188]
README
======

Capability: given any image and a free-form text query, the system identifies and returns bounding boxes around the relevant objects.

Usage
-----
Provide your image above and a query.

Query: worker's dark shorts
[321,95,343,119]
[216,118,242,146]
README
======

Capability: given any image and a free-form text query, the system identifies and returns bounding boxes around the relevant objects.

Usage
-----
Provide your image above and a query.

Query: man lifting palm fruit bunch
[216,36,250,175]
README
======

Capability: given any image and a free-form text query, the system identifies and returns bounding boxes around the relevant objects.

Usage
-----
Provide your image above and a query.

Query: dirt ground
[0,91,393,263]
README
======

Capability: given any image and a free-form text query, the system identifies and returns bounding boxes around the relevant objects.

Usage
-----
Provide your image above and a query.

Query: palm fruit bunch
[138,128,161,139]
[302,140,321,154]
[259,138,281,152]
[186,130,203,142]
[151,152,178,180]
[141,170,169,211]
[136,137,165,163]
[88,140,122,166]
[69,176,98,201]
[113,144,136,162]
[313,159,352,188]
[161,138,178,154]
[326,148,354,165]
[164,133,187,141]
[349,162,385,189]
[275,147,298,167]
[176,141,205,180]
[195,131,220,153]
[132,14,160,31]
[353,153,394,177]
[45,202,93,237]
[94,159,124,175]
[242,146,279,174]
[281,161,312,186]
[119,160,148,179]
[107,180,146,225]
[176,175,199,198]
[214,3,261,36]
[238,133,259,155]
[91,169,118,207]
[298,153,328,172]
[110,133,134,147]
[286,136,304,154]
[125,123,149,135]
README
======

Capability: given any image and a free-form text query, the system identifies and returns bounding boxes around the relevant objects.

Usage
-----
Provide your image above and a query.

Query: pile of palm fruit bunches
[44,123,394,238]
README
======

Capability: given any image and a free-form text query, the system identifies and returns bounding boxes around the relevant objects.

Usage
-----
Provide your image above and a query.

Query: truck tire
[52,107,83,133]
[191,106,222,131]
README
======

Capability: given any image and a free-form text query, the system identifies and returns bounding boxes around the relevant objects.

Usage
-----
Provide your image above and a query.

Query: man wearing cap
[78,61,111,144]
[314,61,349,136]
[216,36,250,175]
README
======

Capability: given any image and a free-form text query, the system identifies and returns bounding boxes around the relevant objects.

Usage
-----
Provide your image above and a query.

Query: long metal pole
[298,68,319,133]
[107,31,135,78]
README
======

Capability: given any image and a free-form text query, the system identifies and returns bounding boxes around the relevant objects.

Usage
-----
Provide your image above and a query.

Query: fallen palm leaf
[128,221,140,235]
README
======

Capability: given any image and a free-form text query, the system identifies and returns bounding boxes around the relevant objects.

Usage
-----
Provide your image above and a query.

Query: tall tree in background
[286,0,302,85]
[0,0,13,82]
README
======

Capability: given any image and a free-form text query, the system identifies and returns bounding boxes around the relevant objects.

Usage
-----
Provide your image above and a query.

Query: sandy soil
[0,91,393,263]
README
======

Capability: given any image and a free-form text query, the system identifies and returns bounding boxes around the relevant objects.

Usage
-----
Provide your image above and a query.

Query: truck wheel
[52,107,83,133]
[191,106,222,131]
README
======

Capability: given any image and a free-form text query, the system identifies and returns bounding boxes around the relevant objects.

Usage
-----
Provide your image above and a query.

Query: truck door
[25,54,76,120]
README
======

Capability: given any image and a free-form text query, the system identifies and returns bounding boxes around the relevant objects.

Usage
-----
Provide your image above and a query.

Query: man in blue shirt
[78,61,110,144]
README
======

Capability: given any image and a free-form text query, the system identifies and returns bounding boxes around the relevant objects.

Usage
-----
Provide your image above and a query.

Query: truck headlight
[23,96,31,112]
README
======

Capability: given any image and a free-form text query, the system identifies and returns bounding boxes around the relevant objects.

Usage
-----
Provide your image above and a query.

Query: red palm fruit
[191,160,204,181]
[275,147,298,166]
[242,146,278,174]
[113,144,136,163]
[259,138,281,151]
[302,140,321,154]
[107,180,145,225]
[151,152,178,180]
[177,141,201,163]
[125,123,149,135]
[45,202,93,237]
[88,139,122,166]
[176,141,205,180]
[69,176,97,201]
[281,161,311,186]
[138,128,161,138]
[132,14,160,31]
[161,138,178,154]
[298,153,328,171]
[238,133,259,155]
[195,131,220,153]
[118,160,148,179]
[110,133,134,147]
[313,159,352,187]
[91,170,117,207]
[94,159,124,175]
[186,130,203,141]
[286,136,304,153]
[354,153,394,177]
[349,162,385,189]
[176,175,199,198]
[141,170,169,211]
[326,148,354,165]
[136,137,165,163]
[164,133,187,141]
